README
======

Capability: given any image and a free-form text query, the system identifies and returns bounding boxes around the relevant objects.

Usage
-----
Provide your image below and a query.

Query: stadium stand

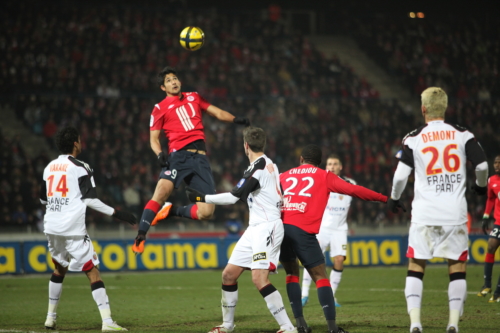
[1,2,498,231]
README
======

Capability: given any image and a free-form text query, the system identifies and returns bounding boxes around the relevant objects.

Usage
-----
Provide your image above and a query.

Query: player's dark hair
[243,126,266,153]
[301,144,322,166]
[327,154,342,165]
[55,127,79,154]
[157,66,177,87]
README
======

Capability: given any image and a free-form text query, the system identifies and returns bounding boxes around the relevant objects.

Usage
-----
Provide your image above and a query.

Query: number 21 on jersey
[47,174,69,197]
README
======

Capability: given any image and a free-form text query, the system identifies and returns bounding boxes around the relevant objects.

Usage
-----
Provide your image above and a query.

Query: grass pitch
[0,265,498,332]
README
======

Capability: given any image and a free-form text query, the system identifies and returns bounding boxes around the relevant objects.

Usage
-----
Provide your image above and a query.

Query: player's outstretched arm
[206,105,250,126]
[327,172,388,203]
[83,198,136,225]
[186,186,240,205]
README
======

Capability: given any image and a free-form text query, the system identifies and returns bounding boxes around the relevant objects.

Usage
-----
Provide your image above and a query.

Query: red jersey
[485,174,500,225]
[150,92,211,153]
[280,164,387,234]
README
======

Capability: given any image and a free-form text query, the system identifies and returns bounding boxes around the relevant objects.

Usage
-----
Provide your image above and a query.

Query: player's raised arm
[206,104,250,126]
[326,172,387,203]
[466,137,488,194]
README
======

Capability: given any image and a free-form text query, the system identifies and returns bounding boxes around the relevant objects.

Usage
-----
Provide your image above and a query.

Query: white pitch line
[0,330,59,333]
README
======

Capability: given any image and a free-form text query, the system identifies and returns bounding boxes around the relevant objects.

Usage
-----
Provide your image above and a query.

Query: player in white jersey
[301,155,354,308]
[40,127,136,332]
[185,127,297,333]
[388,88,488,333]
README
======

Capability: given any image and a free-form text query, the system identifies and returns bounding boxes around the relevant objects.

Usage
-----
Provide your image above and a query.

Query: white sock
[221,287,238,329]
[48,280,63,317]
[264,290,295,331]
[405,276,423,329]
[330,269,342,297]
[448,278,466,329]
[92,284,113,324]
[302,268,312,297]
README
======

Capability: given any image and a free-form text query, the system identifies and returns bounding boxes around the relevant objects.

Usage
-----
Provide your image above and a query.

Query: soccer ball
[179,26,205,51]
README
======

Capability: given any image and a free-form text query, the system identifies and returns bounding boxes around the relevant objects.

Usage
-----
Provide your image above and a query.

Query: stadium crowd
[1,2,498,231]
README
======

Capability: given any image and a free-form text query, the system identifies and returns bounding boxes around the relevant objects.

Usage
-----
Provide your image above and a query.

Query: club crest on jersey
[339,195,344,200]
[164,170,171,176]
[93,253,98,260]
[253,252,267,261]
[236,179,246,188]
[168,104,175,109]
[187,95,195,101]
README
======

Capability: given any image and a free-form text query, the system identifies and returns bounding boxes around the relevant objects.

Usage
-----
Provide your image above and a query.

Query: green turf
[0,265,498,332]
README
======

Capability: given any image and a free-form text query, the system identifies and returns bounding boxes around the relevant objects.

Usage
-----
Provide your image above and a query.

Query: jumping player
[478,155,500,302]
[132,67,249,253]
[41,127,136,331]
[186,127,297,333]
[301,155,354,308]
[389,87,488,333]
[280,144,388,333]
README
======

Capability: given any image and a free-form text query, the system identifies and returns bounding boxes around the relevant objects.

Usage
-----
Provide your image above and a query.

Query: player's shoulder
[402,124,427,144]
[340,176,356,185]
[68,156,93,174]
[444,122,470,133]
[244,156,267,176]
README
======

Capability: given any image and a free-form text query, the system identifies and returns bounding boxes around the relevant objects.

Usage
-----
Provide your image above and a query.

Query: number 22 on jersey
[283,177,315,197]
[47,174,69,197]
[422,144,460,175]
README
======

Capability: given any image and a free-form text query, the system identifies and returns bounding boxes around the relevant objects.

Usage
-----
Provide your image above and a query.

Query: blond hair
[421,87,448,119]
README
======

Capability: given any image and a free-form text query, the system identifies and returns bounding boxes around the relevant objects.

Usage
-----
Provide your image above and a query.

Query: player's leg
[45,234,70,329]
[446,259,467,332]
[406,258,426,333]
[280,227,310,333]
[46,261,68,329]
[478,229,500,297]
[251,221,296,333]
[329,230,347,307]
[251,269,296,332]
[143,178,174,227]
[301,232,327,306]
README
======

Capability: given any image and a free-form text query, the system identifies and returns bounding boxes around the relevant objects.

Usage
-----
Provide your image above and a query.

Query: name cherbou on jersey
[288,167,318,174]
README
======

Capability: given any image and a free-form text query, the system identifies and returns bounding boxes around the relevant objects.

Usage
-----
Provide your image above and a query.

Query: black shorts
[489,226,500,240]
[279,224,324,269]
[159,150,216,195]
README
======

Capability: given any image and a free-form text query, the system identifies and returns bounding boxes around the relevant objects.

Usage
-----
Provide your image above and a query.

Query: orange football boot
[151,202,173,226]
[132,240,145,255]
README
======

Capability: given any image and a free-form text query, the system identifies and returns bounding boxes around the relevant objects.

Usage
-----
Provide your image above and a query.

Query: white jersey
[230,155,282,225]
[41,155,97,236]
[399,120,476,225]
[319,177,355,231]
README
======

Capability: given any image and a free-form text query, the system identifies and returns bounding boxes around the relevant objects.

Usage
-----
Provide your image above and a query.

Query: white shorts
[46,234,100,271]
[407,223,469,261]
[228,220,284,272]
[316,229,347,257]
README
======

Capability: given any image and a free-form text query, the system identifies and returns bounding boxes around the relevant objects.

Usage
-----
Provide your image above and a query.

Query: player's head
[494,155,500,175]
[243,126,266,155]
[421,87,448,121]
[55,126,81,156]
[158,66,181,96]
[300,144,322,167]
[326,154,342,175]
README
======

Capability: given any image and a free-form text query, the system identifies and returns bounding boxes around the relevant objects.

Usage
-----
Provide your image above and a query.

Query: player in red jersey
[279,145,388,333]
[133,67,250,253]
[478,155,500,301]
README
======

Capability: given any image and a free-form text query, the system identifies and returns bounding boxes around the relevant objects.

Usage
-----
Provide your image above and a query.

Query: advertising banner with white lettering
[0,235,496,274]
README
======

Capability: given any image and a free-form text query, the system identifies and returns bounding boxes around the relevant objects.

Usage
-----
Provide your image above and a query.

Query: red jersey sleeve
[485,178,496,216]
[150,104,165,131]
[196,93,211,111]
[326,172,388,203]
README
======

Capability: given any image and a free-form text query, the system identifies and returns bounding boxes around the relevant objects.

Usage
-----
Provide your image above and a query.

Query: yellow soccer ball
[179,26,205,51]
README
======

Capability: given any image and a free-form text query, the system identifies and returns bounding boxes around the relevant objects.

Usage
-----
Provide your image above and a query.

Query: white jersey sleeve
[399,121,486,226]
[319,177,355,231]
[42,155,98,236]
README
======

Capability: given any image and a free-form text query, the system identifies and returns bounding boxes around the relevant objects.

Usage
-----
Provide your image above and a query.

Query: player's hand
[186,186,206,202]
[471,183,487,195]
[113,209,137,225]
[158,152,169,168]
[233,117,250,127]
[132,231,146,255]
[482,217,492,235]
[387,198,407,213]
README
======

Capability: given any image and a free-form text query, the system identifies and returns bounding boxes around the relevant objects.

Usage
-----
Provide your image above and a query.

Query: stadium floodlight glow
[409,12,416,18]
[417,12,425,18]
